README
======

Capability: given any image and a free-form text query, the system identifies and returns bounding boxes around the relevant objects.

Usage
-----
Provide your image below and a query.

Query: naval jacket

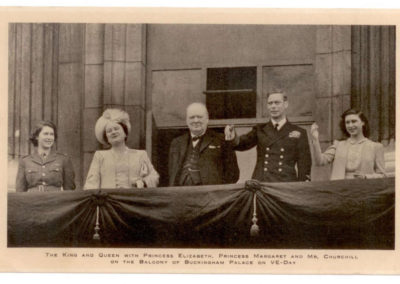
[234,121,311,182]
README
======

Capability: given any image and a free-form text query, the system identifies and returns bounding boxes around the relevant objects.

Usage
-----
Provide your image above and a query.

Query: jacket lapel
[261,121,274,136]
[331,140,349,179]
[199,131,213,153]
[127,149,140,186]
[44,150,57,165]
[177,133,190,168]
[263,120,292,147]
[31,152,43,165]
[104,150,116,188]
[31,150,57,165]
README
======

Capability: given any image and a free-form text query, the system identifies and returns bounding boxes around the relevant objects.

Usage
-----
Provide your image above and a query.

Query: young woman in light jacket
[310,109,386,180]
[84,109,159,189]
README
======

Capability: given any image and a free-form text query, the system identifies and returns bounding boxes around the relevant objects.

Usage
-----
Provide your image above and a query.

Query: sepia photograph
[0,7,398,274]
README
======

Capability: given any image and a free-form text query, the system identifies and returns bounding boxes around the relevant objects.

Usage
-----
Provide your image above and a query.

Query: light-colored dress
[312,138,386,180]
[84,149,159,189]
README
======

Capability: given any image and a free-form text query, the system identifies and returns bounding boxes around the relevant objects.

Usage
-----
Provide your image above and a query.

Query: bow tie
[192,135,202,142]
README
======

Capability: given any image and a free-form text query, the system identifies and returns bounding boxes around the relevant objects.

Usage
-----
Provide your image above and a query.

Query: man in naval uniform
[225,92,311,182]
[168,102,239,186]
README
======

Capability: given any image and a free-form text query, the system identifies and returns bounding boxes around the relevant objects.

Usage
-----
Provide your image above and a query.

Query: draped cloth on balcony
[8,178,394,249]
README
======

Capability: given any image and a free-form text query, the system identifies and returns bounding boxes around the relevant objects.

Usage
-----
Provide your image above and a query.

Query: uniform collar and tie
[32,149,57,165]
[270,117,287,131]
[40,152,48,161]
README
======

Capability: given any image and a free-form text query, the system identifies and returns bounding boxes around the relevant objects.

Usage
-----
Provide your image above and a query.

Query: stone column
[57,24,85,187]
[313,26,351,180]
[103,24,147,149]
[83,24,105,184]
[82,24,147,186]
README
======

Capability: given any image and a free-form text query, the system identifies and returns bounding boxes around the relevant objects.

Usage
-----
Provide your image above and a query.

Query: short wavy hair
[339,108,370,138]
[266,90,288,101]
[29,120,57,147]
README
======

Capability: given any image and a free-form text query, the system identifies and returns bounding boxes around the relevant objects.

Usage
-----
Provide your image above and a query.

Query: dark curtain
[8,178,394,249]
[351,26,396,143]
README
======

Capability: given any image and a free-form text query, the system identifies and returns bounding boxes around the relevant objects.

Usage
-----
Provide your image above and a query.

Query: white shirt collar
[270,117,287,131]
[190,130,206,147]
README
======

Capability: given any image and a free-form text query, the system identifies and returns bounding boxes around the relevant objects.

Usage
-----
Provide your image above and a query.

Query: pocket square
[209,145,221,149]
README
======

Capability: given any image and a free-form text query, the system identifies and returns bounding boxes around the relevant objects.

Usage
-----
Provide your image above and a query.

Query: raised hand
[136,179,145,188]
[310,123,319,141]
[224,125,235,141]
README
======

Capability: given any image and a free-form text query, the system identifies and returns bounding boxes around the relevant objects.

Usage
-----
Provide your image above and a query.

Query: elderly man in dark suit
[225,92,311,182]
[169,102,239,186]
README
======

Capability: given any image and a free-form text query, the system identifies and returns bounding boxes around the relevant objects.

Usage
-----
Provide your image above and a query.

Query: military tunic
[16,151,76,192]
[234,121,311,182]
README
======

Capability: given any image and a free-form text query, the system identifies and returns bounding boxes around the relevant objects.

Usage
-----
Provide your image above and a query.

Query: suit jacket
[16,150,76,192]
[314,138,386,180]
[168,129,239,186]
[235,121,311,182]
[84,148,159,189]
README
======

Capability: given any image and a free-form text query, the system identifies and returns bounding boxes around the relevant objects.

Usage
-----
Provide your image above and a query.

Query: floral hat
[94,108,131,145]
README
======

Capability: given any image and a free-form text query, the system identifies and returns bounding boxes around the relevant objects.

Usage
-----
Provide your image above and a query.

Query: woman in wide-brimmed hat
[84,109,159,189]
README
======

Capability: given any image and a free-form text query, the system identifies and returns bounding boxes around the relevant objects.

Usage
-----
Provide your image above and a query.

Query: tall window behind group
[205,67,257,119]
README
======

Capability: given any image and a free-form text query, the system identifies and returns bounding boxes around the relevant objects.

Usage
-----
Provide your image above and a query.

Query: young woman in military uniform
[15,121,76,192]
